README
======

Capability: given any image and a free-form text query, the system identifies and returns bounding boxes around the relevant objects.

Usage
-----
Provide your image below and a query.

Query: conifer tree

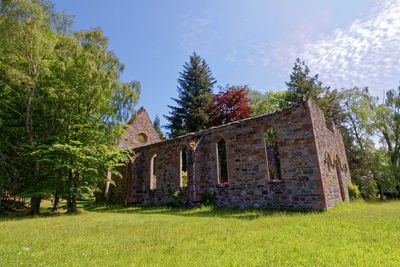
[165,52,216,137]
[285,58,327,104]
[153,115,165,140]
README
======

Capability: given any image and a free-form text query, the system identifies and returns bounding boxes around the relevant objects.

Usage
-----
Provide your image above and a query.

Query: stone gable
[118,107,160,150]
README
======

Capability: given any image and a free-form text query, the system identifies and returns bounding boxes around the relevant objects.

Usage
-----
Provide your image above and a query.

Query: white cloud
[295,0,400,95]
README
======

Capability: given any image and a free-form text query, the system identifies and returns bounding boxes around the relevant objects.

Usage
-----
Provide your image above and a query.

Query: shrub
[169,190,182,206]
[359,178,378,199]
[348,183,360,200]
[181,171,188,187]
[202,191,215,206]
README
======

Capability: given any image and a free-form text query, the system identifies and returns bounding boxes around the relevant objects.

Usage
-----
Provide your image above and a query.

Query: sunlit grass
[1,200,400,266]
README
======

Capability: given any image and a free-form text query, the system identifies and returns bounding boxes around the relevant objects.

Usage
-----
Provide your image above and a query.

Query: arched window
[150,154,157,189]
[137,133,147,144]
[264,127,281,180]
[217,138,228,184]
[335,156,345,201]
[180,147,188,187]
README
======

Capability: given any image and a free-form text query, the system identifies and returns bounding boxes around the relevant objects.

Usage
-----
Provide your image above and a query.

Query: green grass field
[1,200,400,266]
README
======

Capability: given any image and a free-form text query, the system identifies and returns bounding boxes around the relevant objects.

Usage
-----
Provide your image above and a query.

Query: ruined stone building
[104,97,351,210]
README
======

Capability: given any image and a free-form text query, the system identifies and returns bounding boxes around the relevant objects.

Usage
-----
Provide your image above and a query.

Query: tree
[0,0,140,214]
[284,59,347,126]
[0,0,68,214]
[285,58,327,104]
[165,52,216,137]
[248,90,288,116]
[374,87,400,194]
[206,86,252,127]
[153,115,165,140]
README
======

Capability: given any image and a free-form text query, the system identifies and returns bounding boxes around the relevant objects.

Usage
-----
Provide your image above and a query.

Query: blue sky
[54,0,398,128]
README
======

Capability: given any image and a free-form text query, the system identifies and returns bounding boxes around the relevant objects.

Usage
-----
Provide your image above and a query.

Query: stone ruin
[103,97,351,210]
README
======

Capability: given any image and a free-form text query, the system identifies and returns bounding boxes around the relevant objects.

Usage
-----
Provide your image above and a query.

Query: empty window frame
[150,154,157,189]
[180,147,188,187]
[217,138,228,184]
[264,127,282,180]
[335,156,346,201]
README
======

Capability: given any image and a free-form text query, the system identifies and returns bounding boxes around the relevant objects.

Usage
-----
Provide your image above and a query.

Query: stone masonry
[105,97,351,210]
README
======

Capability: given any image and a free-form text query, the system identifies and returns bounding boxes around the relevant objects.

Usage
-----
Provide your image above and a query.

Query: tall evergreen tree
[285,58,328,104]
[165,52,216,137]
[153,115,165,140]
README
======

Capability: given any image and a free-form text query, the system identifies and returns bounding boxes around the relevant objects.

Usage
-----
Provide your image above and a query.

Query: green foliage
[248,90,288,116]
[374,87,400,187]
[0,0,139,214]
[285,58,328,105]
[165,52,216,137]
[169,190,182,206]
[358,178,378,199]
[202,190,215,206]
[152,115,165,140]
[264,128,281,180]
[347,184,360,200]
[137,134,145,143]
[181,171,187,187]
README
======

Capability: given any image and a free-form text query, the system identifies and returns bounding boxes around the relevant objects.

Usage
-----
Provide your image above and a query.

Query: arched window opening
[150,154,157,190]
[335,156,345,201]
[138,133,147,144]
[180,147,188,187]
[217,138,228,184]
[265,127,281,180]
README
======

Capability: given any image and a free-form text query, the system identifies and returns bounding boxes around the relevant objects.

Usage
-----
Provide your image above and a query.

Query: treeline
[0,0,140,214]
[166,56,400,199]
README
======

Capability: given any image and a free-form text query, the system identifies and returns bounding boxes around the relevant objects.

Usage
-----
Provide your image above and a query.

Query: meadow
[1,200,400,266]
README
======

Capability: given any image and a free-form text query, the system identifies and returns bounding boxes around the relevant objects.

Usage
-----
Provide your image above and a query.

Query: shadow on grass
[1,199,395,221]
[80,201,318,220]
[0,204,81,221]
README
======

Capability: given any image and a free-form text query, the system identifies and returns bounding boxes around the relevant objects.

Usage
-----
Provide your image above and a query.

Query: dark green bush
[202,191,215,206]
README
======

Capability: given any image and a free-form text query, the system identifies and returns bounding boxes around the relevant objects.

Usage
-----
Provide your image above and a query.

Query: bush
[359,178,378,199]
[202,191,215,206]
[348,184,360,200]
[181,171,187,187]
[169,190,182,206]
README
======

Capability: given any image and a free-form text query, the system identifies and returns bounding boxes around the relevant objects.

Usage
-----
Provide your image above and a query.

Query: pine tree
[153,115,165,140]
[165,52,216,137]
[285,58,327,105]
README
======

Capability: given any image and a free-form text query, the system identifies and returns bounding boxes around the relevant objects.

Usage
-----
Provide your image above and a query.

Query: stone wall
[308,100,351,209]
[107,97,351,210]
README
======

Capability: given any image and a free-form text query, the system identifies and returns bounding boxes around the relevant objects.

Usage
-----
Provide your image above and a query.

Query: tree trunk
[67,170,78,213]
[52,191,60,212]
[30,195,41,215]
[67,195,77,213]
[396,185,400,198]
[377,183,384,200]
[0,185,3,209]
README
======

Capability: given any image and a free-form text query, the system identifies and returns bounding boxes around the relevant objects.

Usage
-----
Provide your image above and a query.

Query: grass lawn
[1,200,400,266]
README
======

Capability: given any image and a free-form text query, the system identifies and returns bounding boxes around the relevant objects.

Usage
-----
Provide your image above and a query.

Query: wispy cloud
[294,0,400,94]
[179,10,219,54]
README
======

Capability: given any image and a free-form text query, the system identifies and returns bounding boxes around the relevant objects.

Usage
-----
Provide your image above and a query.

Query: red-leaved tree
[206,86,252,127]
